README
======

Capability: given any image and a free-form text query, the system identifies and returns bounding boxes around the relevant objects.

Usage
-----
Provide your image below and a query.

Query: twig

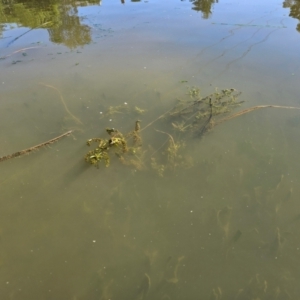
[155,129,176,148]
[39,83,83,125]
[0,130,73,163]
[216,105,300,125]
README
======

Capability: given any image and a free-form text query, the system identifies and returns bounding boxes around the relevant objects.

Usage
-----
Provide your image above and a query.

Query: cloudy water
[1,0,300,299]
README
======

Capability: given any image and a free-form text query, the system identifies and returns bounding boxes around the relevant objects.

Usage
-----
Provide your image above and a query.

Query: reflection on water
[1,0,300,50]
[283,0,300,32]
[1,0,300,299]
[0,0,100,47]
[190,0,218,19]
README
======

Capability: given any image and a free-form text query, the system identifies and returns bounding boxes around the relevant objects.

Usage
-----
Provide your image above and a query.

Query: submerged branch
[39,83,83,125]
[141,107,174,132]
[155,129,176,148]
[0,130,73,163]
[217,105,300,125]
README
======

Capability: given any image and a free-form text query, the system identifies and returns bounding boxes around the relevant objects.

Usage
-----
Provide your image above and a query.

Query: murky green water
[1,0,300,299]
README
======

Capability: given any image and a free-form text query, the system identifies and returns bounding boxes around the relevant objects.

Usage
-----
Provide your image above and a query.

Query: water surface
[1,0,300,299]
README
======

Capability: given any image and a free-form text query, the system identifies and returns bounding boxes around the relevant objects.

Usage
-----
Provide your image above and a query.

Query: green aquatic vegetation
[4,70,300,173]
[127,120,142,147]
[166,141,182,166]
[161,132,185,170]
[86,87,240,171]
[85,120,191,172]
[188,86,200,98]
[84,86,300,177]
[209,287,223,300]
[105,104,129,116]
[149,130,193,176]
[171,121,191,133]
[85,128,128,167]
[233,273,292,300]
[85,121,144,168]
[103,103,147,117]
[150,158,165,177]
[134,106,147,115]
[167,88,241,136]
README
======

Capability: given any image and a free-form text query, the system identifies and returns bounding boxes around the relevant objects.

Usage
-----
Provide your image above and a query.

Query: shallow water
[1,0,300,299]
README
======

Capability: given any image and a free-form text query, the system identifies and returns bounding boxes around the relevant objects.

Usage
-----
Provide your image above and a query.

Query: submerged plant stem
[141,107,174,132]
[39,82,83,125]
[217,105,300,125]
[0,130,73,162]
[155,129,176,148]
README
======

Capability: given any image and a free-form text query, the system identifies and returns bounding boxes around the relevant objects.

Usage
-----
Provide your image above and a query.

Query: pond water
[1,0,300,299]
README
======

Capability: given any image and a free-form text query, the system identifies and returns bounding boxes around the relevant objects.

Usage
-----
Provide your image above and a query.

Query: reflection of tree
[0,1,60,28]
[283,0,300,32]
[47,4,91,48]
[190,0,218,19]
[0,0,100,48]
[0,4,5,37]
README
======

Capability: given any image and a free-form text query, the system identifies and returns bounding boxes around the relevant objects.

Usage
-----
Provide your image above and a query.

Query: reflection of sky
[77,0,294,39]
[75,0,300,87]
[78,0,291,28]
[0,26,49,49]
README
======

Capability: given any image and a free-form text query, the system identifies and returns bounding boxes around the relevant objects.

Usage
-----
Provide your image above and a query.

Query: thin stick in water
[216,105,300,125]
[39,82,83,125]
[0,130,73,163]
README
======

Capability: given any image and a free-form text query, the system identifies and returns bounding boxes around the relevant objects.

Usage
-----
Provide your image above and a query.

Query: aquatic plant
[83,86,300,175]
[85,128,128,167]
[167,88,242,136]
[85,120,144,168]
[2,85,300,168]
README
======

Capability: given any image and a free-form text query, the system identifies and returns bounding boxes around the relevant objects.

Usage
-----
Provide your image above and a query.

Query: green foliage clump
[85,128,128,167]
[85,120,143,168]
[168,88,242,136]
